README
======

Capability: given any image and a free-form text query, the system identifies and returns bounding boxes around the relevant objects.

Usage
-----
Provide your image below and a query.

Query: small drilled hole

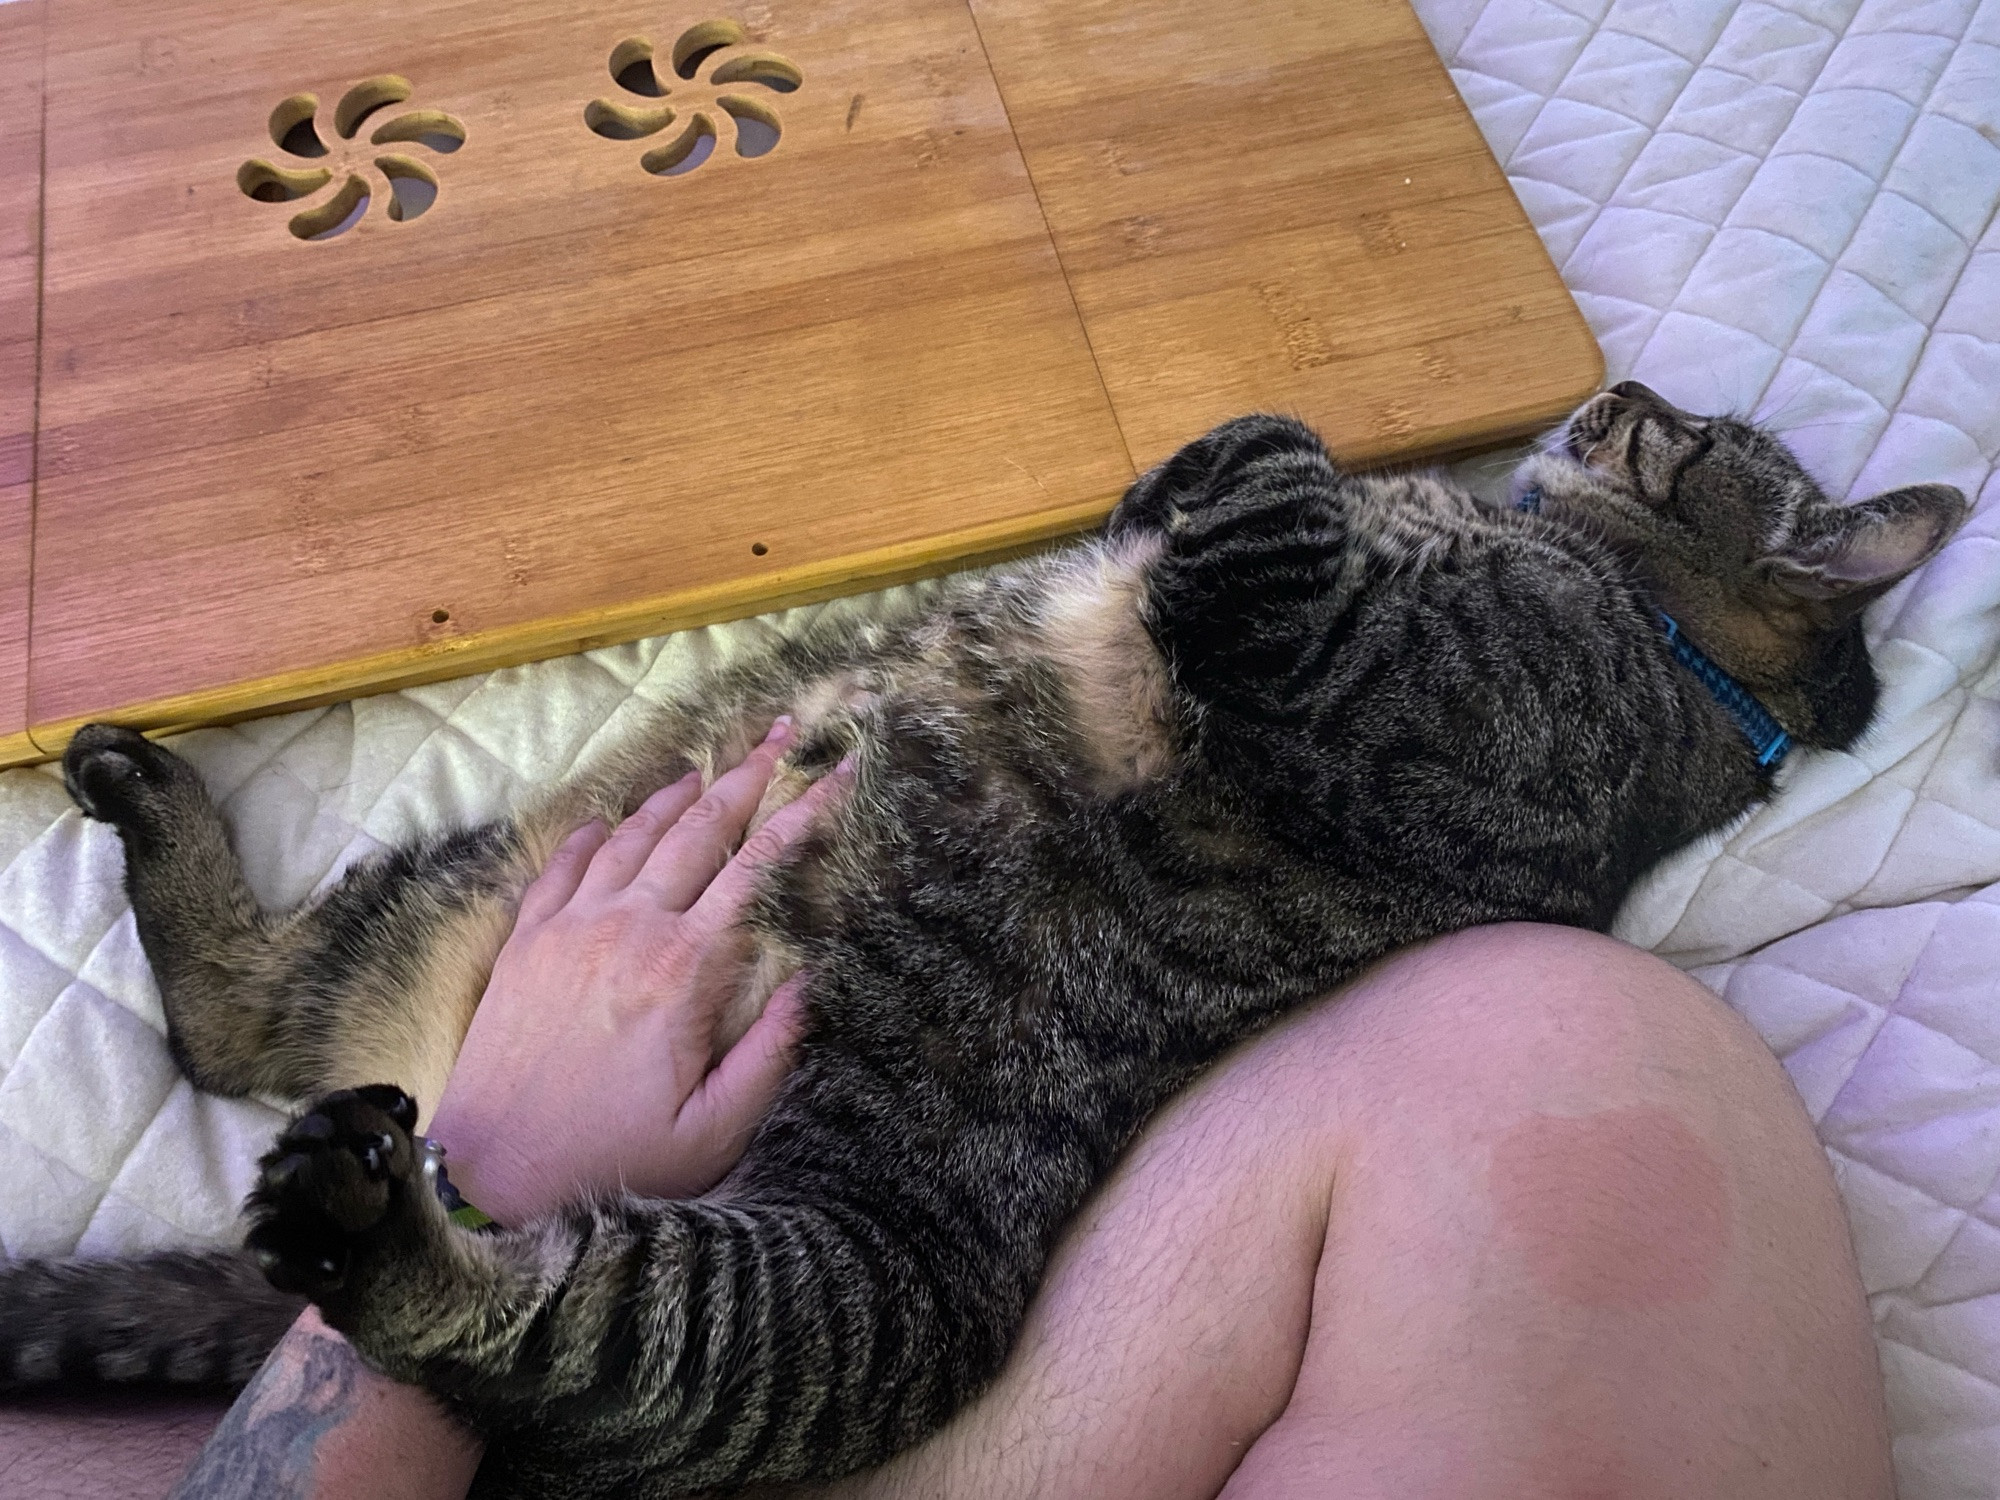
[431,608,450,624]
[672,19,747,79]
[610,37,668,96]
[750,542,769,556]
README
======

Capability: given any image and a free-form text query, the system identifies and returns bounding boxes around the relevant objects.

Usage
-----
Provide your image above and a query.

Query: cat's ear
[1758,483,1966,603]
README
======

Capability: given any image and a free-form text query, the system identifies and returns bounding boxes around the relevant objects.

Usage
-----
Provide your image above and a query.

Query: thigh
[1223,924,1891,1500]
[801,973,1348,1500]
[794,924,1889,1500]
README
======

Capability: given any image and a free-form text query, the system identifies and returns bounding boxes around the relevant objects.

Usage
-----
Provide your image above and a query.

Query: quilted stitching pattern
[1422,0,2000,1487]
[1696,886,2000,1497]
[0,2,1992,1489]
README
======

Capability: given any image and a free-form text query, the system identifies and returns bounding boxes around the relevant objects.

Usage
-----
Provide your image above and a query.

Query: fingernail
[763,715,794,745]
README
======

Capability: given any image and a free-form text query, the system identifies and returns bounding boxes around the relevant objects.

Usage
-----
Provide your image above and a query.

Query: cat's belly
[338,532,1175,1121]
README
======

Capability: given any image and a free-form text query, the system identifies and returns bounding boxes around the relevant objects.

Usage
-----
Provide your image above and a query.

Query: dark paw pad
[245,1085,422,1298]
[61,723,198,828]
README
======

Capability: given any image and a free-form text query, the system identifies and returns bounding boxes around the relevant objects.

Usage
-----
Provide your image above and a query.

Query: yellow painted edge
[1337,320,1605,471]
[19,492,1123,764]
[8,334,1604,772]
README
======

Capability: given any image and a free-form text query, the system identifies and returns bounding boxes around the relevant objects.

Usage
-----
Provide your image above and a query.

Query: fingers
[514,819,612,928]
[679,974,810,1159]
[574,771,704,899]
[631,718,797,911]
[677,760,852,946]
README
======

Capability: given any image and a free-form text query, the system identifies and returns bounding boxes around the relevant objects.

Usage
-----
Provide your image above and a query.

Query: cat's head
[1515,381,1967,746]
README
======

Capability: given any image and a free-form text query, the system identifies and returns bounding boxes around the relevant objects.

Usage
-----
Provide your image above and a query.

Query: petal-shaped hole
[718,94,781,158]
[376,155,438,221]
[709,51,801,93]
[289,174,370,239]
[334,75,412,139]
[584,98,676,141]
[641,111,717,176]
[269,93,327,157]
[671,19,746,80]
[370,109,466,154]
[237,158,333,203]
[609,36,668,97]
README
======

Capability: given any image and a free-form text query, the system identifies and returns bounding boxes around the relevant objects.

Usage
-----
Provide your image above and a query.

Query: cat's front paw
[60,723,202,830]
[246,1086,422,1298]
[1107,413,1328,539]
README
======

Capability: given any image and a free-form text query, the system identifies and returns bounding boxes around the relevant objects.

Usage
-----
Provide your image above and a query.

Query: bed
[1,0,1995,1490]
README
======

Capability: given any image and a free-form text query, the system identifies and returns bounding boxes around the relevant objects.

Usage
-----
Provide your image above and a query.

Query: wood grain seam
[958,0,1137,482]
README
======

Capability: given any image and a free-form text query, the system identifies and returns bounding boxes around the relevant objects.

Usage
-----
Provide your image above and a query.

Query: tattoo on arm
[168,1320,361,1500]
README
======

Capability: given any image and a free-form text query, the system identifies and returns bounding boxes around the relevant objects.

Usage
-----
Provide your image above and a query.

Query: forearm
[169,1306,483,1500]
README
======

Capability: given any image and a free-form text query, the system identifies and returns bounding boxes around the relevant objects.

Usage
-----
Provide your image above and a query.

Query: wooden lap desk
[0,0,1601,767]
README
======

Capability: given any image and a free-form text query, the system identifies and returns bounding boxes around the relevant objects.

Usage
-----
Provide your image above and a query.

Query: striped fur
[1,398,1964,1495]
[0,1251,301,1391]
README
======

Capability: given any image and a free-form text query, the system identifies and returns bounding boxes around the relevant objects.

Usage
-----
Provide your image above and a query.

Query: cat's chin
[1508,447,1594,512]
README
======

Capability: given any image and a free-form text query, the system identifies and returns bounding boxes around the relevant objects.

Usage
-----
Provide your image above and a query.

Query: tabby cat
[0,386,1966,1497]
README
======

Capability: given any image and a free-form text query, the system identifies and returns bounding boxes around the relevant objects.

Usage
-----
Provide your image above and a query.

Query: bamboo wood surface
[15,0,1601,766]
[30,0,1134,757]
[0,2,41,764]
[969,0,1602,469]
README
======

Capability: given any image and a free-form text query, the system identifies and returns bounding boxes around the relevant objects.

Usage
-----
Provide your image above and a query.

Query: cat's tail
[0,1248,303,1390]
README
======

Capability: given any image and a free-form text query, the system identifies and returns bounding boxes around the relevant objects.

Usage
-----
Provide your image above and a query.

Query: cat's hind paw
[60,723,204,830]
[245,1086,422,1298]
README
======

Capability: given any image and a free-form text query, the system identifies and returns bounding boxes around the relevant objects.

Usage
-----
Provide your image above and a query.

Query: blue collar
[1515,485,1791,769]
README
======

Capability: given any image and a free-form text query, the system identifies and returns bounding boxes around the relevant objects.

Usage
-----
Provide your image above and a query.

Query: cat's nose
[1608,380,1660,405]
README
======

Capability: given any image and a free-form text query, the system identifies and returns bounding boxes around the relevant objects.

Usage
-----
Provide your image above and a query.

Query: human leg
[802,924,1890,1500]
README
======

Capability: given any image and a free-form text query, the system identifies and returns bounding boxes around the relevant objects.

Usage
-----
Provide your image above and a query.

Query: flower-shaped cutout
[586,20,801,177]
[237,77,467,240]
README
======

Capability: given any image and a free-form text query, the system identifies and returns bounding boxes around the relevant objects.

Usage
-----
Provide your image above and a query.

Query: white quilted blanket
[2,0,1997,1491]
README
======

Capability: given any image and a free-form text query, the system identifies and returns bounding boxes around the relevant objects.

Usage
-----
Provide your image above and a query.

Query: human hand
[426,718,846,1225]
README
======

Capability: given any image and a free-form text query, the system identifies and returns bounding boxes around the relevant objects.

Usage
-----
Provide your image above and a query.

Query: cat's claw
[245,1085,422,1298]
[61,723,200,829]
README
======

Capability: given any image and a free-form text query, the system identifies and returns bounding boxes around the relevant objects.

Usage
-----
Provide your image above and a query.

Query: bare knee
[1276,924,1796,1138]
[1283,922,1850,1328]
[1227,925,1892,1500]
[1185,922,1814,1296]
